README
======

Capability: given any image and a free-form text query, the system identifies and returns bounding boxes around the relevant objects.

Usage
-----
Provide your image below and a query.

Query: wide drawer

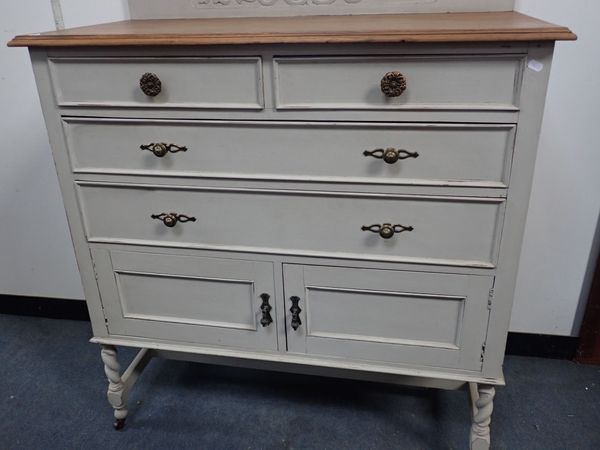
[49,57,264,109]
[283,265,493,371]
[92,249,277,350]
[274,55,524,111]
[65,118,515,188]
[76,182,505,268]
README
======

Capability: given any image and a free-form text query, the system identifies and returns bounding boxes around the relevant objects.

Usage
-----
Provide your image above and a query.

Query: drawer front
[93,249,277,350]
[275,55,523,111]
[65,118,515,188]
[49,57,264,109]
[283,265,492,371]
[77,182,504,267]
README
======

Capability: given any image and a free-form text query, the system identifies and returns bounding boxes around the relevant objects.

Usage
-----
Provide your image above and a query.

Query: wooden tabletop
[8,12,576,47]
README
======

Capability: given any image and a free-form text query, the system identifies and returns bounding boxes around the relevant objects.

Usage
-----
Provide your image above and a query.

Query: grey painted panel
[49,57,264,109]
[93,249,278,350]
[284,265,493,371]
[305,287,465,348]
[64,118,515,188]
[275,55,524,111]
[116,272,256,330]
[76,182,505,267]
[128,0,515,19]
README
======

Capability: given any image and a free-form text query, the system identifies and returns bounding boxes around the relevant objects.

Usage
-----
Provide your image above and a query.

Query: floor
[1,314,599,450]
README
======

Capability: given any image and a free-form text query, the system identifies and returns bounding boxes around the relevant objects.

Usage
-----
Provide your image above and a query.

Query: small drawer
[64,118,515,188]
[76,182,505,268]
[283,264,493,371]
[49,57,264,109]
[274,55,524,112]
[93,249,277,350]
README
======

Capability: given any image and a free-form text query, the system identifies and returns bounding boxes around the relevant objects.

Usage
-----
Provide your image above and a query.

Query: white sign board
[128,0,515,19]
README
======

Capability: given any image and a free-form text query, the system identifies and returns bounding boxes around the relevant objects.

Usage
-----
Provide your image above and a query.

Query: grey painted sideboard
[9,12,575,449]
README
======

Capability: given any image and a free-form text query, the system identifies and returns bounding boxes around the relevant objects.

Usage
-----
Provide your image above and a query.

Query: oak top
[8,12,576,48]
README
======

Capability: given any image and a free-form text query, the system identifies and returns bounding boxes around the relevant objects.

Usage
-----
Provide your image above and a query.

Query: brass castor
[113,418,126,430]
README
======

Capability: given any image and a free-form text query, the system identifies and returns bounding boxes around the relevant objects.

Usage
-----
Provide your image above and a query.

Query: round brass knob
[162,214,177,227]
[379,224,395,239]
[140,72,162,97]
[383,148,400,164]
[150,143,168,157]
[381,71,407,98]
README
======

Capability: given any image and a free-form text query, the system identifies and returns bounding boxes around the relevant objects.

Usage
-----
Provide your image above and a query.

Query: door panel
[283,264,492,371]
[93,249,277,350]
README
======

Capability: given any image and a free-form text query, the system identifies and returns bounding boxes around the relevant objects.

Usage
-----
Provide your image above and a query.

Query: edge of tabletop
[7,12,577,47]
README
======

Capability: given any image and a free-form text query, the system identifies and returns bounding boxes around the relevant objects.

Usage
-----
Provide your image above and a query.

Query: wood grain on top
[8,12,576,47]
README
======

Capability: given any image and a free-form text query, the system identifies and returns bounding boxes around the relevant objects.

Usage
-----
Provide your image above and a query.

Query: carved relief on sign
[191,0,363,5]
[128,0,516,19]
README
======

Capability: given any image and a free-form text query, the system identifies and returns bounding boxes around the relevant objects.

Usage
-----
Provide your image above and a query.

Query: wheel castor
[113,418,126,430]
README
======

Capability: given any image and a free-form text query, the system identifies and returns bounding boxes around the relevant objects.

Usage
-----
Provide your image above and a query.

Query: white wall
[511,0,600,335]
[1,1,598,336]
[0,1,128,300]
[58,0,129,28]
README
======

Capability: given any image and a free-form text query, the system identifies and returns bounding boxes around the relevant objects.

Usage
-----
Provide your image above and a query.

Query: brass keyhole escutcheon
[259,293,273,328]
[290,296,302,331]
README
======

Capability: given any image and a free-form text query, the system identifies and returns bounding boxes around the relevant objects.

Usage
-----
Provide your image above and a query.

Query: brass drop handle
[141,143,188,158]
[259,293,273,327]
[381,71,407,97]
[363,148,419,164]
[362,223,414,240]
[289,296,302,331]
[151,212,196,228]
[140,72,162,97]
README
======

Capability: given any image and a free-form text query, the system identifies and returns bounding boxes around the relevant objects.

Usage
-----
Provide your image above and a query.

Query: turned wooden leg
[469,383,495,450]
[100,345,128,430]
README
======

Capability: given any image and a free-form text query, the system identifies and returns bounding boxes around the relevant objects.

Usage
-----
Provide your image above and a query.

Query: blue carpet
[0,314,599,450]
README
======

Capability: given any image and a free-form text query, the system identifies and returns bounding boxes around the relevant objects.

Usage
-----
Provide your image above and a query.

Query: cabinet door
[94,249,277,351]
[283,265,492,371]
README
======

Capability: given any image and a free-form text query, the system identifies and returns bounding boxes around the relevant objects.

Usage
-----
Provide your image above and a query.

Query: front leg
[100,345,128,430]
[469,383,495,450]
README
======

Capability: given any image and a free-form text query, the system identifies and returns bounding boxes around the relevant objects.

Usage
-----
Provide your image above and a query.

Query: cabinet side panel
[29,48,108,337]
[482,43,555,377]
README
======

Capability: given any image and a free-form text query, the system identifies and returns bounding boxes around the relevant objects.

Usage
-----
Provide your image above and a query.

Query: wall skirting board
[0,295,579,360]
[0,295,89,321]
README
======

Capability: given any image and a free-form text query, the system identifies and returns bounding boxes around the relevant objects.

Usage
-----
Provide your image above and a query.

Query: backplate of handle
[151,212,196,228]
[362,223,414,240]
[363,148,419,164]
[289,296,302,331]
[259,293,273,327]
[141,143,188,158]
